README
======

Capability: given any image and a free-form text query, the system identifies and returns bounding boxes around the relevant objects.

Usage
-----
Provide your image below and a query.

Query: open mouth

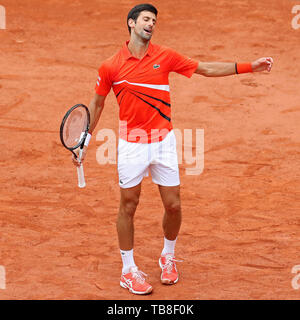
[144,29,152,35]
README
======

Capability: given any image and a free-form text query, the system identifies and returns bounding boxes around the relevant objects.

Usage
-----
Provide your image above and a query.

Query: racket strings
[62,108,88,149]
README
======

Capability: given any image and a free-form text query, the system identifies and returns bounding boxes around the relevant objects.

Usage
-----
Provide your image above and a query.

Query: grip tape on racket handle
[77,148,86,188]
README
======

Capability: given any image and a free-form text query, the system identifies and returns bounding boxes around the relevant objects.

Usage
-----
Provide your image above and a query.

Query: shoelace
[131,267,147,284]
[163,255,183,274]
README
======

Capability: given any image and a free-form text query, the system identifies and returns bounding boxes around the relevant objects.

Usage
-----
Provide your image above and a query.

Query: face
[129,11,157,41]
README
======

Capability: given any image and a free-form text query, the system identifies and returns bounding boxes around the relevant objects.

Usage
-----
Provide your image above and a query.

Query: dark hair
[127,3,158,35]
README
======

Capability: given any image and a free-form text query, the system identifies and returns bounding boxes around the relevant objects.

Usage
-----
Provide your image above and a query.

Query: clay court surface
[0,0,300,300]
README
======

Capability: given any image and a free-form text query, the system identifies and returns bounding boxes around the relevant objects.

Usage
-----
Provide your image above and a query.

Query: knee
[165,201,181,216]
[120,197,139,218]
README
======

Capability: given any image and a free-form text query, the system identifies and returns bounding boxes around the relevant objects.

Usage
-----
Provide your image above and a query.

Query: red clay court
[0,0,300,299]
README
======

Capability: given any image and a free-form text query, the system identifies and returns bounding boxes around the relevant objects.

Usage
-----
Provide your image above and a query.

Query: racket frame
[59,104,90,188]
[59,103,90,159]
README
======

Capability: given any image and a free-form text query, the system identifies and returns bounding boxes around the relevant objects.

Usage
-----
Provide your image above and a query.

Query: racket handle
[77,164,86,188]
[77,148,86,188]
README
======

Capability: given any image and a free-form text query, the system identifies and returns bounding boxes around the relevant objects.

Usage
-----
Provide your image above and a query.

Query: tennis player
[73,3,273,295]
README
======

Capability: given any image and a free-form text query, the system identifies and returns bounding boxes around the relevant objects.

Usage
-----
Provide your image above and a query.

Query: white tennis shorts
[117,130,180,188]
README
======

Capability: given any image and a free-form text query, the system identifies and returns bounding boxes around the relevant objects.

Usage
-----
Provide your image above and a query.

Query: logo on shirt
[153,64,160,70]
[96,76,101,86]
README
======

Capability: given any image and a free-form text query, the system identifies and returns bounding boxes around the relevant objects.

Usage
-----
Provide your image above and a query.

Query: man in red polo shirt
[73,4,273,295]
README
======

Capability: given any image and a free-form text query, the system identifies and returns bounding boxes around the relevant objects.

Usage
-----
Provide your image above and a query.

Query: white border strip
[113,80,170,92]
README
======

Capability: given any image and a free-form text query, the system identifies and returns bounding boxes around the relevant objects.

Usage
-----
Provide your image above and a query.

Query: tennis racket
[60,104,90,188]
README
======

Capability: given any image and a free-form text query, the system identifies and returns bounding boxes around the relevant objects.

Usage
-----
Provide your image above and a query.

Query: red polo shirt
[95,41,198,143]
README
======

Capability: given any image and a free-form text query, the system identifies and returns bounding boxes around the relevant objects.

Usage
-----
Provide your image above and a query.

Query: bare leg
[158,185,182,240]
[116,183,141,250]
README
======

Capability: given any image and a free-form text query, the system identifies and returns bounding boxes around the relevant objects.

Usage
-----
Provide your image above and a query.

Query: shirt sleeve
[95,62,112,96]
[168,48,198,78]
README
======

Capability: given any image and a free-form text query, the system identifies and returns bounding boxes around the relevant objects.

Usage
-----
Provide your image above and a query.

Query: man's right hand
[72,145,88,167]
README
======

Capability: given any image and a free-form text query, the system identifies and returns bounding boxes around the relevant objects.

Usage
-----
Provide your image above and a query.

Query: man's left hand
[252,57,274,72]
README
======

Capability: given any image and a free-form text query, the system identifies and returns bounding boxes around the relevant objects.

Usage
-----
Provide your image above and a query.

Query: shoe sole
[120,281,153,295]
[159,258,179,285]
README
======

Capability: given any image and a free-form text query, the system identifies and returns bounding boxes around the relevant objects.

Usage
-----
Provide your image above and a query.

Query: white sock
[161,237,177,256]
[120,249,136,274]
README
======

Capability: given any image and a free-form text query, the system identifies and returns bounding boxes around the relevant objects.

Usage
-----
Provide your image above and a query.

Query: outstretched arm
[195,57,273,77]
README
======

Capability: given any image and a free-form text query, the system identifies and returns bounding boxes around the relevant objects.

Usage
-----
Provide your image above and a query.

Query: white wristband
[84,133,92,147]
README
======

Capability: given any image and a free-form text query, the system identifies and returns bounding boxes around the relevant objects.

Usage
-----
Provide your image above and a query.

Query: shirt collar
[122,40,154,60]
